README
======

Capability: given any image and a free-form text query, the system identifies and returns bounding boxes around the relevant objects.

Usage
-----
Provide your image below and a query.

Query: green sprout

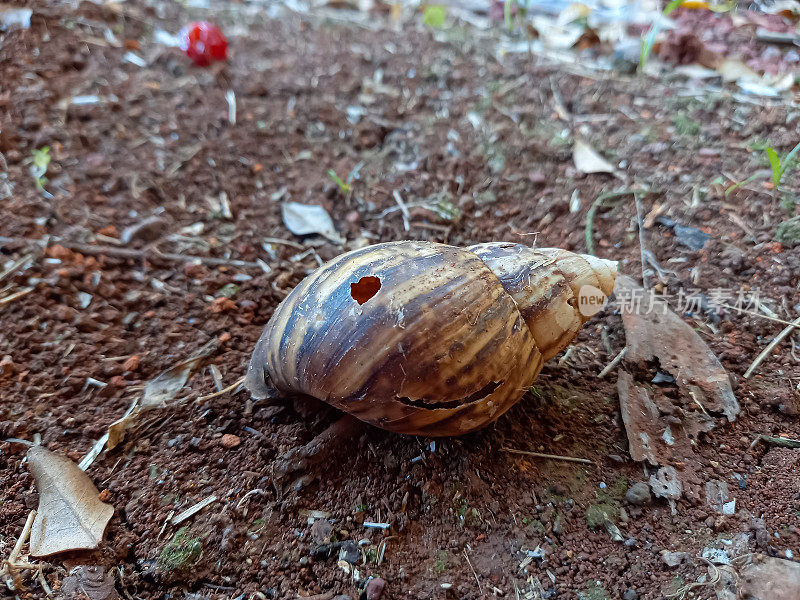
[327,169,350,195]
[327,162,363,197]
[639,0,687,74]
[764,141,800,188]
[30,146,51,190]
[726,140,800,195]
[423,5,446,28]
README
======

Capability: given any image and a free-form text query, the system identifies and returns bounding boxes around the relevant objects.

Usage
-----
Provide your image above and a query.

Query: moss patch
[158,527,203,573]
[776,216,800,246]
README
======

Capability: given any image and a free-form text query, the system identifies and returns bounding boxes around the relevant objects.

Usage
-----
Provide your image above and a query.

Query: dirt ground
[1,1,799,599]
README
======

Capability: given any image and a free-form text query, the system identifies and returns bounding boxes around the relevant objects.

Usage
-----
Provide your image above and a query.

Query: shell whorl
[468,243,617,361]
[246,241,616,435]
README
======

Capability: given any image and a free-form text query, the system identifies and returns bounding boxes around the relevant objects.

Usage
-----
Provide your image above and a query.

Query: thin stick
[501,447,593,465]
[633,192,649,289]
[8,510,36,565]
[392,190,410,232]
[597,346,628,378]
[463,548,483,594]
[196,376,245,402]
[756,434,800,449]
[716,304,800,329]
[0,287,34,306]
[262,237,305,250]
[743,315,800,378]
[171,495,218,526]
[0,237,263,269]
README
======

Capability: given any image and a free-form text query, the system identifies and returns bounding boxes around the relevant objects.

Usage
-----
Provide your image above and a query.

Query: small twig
[585,189,645,256]
[743,315,800,378]
[633,192,649,289]
[236,489,266,509]
[755,434,800,449]
[392,190,410,232]
[501,447,593,465]
[0,237,263,269]
[262,237,305,250]
[196,376,245,402]
[8,510,36,566]
[716,303,800,329]
[0,287,34,306]
[463,548,483,594]
[171,495,218,526]
[597,347,628,378]
[37,567,52,597]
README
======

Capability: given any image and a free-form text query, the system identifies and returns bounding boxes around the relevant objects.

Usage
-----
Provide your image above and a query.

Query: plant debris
[26,446,114,557]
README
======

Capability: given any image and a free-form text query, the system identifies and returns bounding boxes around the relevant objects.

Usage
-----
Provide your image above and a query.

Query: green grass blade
[724,173,764,196]
[764,147,781,188]
[638,0,686,73]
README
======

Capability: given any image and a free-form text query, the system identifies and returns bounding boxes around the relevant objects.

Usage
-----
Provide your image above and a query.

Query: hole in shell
[396,380,502,410]
[350,276,381,305]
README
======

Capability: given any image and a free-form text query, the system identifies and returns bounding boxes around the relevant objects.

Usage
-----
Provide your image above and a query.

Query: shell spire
[468,243,617,361]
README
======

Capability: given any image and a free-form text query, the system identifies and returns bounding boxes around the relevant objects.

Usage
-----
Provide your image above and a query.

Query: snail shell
[246,241,616,436]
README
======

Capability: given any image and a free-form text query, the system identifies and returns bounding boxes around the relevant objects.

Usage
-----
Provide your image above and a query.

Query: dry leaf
[573,139,617,175]
[281,202,344,244]
[615,275,739,502]
[615,274,739,422]
[106,339,218,450]
[27,446,114,557]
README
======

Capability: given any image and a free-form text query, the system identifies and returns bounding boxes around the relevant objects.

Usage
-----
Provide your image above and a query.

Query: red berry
[179,22,228,67]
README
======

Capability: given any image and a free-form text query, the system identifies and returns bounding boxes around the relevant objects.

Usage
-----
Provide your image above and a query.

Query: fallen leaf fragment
[106,339,218,450]
[26,446,114,557]
[281,202,344,244]
[573,139,617,175]
[615,274,739,421]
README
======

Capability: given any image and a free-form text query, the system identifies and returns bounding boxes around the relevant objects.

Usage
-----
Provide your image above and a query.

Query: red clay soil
[1,1,798,599]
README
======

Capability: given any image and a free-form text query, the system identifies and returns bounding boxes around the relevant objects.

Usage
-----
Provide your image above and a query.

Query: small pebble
[623,589,638,600]
[625,482,652,505]
[365,577,386,600]
[220,434,241,449]
[1,355,17,378]
[123,355,140,372]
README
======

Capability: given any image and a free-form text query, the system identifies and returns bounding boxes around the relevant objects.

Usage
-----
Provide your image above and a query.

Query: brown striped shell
[245,241,616,436]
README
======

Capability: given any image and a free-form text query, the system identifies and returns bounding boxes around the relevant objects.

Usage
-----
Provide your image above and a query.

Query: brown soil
[1,2,798,600]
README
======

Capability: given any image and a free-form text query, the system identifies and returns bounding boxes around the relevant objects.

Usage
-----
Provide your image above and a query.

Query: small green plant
[764,141,800,188]
[327,169,350,195]
[30,146,51,190]
[423,5,446,28]
[354,503,369,513]
[580,582,609,600]
[726,140,800,195]
[434,550,448,573]
[327,162,363,197]
[638,0,687,73]
[158,527,203,573]
[672,113,701,136]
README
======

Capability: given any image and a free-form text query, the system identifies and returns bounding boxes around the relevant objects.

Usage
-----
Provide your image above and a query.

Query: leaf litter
[614,274,740,501]
[26,446,114,557]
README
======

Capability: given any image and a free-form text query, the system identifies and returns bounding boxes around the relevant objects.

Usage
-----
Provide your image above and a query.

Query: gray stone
[625,482,652,505]
[623,589,638,600]
[661,550,690,567]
